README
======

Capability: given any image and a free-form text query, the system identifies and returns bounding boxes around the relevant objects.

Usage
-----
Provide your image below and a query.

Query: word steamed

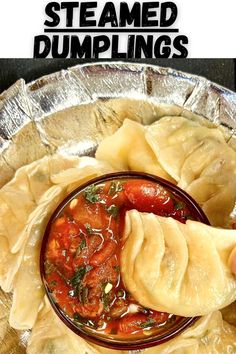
[34,2,188,58]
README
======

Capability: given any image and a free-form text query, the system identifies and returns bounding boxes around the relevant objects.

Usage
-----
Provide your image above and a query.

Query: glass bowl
[40,171,209,350]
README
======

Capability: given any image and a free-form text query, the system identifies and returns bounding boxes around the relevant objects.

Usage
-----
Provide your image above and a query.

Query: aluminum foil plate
[0,62,236,354]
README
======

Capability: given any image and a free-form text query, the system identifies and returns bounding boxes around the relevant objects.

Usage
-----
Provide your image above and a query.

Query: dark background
[0,59,235,94]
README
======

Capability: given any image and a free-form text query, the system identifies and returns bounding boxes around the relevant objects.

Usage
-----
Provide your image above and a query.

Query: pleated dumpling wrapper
[0,154,115,330]
[121,210,236,317]
[27,297,125,354]
[145,116,228,184]
[145,116,236,227]
[143,311,236,354]
[96,118,174,182]
[28,302,236,354]
[0,154,113,255]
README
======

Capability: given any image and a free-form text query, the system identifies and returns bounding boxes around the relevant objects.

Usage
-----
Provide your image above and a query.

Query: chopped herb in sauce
[70,265,92,287]
[73,312,83,322]
[109,181,123,196]
[85,223,95,234]
[78,286,89,304]
[76,239,86,257]
[117,289,125,298]
[70,266,93,305]
[73,312,96,328]
[50,280,58,287]
[84,184,101,203]
[139,318,156,329]
[106,204,119,218]
[174,201,185,210]
[113,265,120,273]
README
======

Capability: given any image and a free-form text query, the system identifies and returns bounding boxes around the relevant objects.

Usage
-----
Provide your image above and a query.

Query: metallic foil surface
[0,62,236,353]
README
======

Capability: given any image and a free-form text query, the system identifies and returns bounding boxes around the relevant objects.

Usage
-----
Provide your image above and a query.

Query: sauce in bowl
[41,172,209,350]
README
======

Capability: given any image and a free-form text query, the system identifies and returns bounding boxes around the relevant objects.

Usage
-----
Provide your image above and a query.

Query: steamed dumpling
[0,155,79,293]
[143,311,236,354]
[0,155,81,254]
[187,175,236,228]
[145,116,226,183]
[146,116,236,227]
[96,119,174,182]
[121,210,236,317]
[27,297,124,354]
[0,155,115,329]
[9,186,65,330]
[27,298,99,354]
[185,158,236,227]
[30,306,234,354]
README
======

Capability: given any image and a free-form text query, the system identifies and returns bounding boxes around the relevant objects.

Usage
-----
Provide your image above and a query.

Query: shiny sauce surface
[44,178,195,338]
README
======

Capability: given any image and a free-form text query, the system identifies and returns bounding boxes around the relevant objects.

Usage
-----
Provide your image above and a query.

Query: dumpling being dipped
[121,210,236,317]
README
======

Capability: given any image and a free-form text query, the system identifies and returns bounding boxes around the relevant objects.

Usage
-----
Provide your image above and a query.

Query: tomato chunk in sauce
[44,178,196,338]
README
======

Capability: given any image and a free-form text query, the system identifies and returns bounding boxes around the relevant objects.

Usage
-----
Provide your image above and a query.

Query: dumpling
[0,156,71,293]
[121,210,236,317]
[186,174,236,228]
[185,155,236,227]
[96,119,174,182]
[51,156,114,193]
[145,116,226,183]
[143,311,236,354]
[9,186,65,330]
[178,138,230,190]
[0,155,115,329]
[145,116,236,227]
[0,155,81,254]
[27,298,101,354]
[27,297,124,354]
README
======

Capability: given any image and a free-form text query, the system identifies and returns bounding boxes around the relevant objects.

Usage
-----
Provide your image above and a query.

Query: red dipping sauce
[41,172,208,350]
